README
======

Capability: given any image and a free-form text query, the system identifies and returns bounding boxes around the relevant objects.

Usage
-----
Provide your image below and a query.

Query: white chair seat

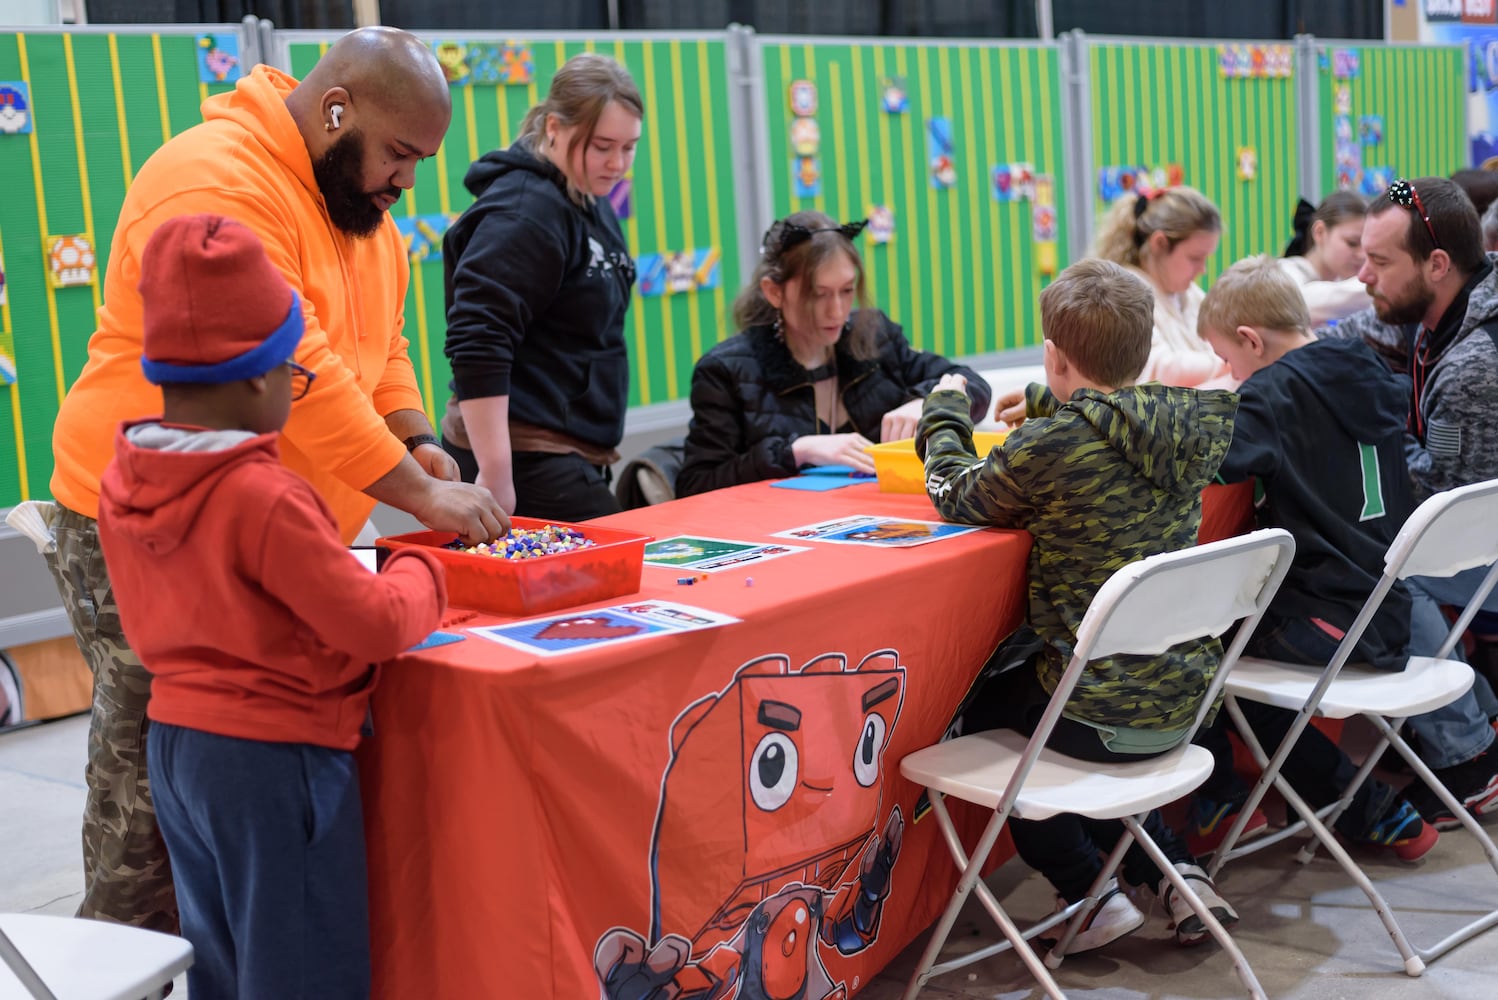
[0,914,192,1000]
[901,728,1214,821]
[1227,655,1474,719]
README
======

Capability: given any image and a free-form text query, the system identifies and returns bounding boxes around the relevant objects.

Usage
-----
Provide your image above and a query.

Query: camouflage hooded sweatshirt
[917,382,1238,735]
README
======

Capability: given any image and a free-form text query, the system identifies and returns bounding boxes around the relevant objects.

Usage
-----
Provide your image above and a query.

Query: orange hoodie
[51,65,423,542]
[97,421,447,749]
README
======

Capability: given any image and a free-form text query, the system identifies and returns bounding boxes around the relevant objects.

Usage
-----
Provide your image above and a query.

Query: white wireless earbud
[329,105,343,129]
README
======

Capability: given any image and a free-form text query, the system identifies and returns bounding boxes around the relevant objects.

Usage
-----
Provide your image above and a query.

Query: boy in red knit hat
[96,213,448,1000]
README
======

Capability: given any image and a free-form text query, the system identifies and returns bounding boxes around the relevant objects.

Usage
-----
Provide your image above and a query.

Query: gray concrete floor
[5,713,1498,998]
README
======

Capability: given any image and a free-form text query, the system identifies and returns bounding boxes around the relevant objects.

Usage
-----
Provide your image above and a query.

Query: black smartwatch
[403,433,441,453]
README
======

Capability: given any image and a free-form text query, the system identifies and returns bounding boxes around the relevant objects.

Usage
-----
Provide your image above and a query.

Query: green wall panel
[760,40,1069,357]
[0,29,235,508]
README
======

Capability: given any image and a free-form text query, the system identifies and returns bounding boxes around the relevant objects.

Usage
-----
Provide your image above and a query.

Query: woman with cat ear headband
[676,209,990,497]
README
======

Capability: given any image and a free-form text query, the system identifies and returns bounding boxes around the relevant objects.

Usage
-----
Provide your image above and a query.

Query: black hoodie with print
[443,142,635,449]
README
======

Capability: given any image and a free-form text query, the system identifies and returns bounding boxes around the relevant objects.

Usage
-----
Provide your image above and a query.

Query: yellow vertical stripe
[872,46,900,326]
[956,47,982,357]
[998,48,1021,353]
[1037,49,1057,276]
[937,44,964,360]
[463,80,479,163]
[779,44,793,207]
[897,46,923,348]
[668,41,702,364]
[151,34,172,143]
[643,40,670,403]
[851,46,878,306]
[803,44,824,215]
[916,46,944,358]
[978,49,1001,349]
[0,222,25,499]
[107,34,135,186]
[410,261,436,425]
[696,40,726,353]
[829,58,850,224]
[615,39,647,403]
[62,35,102,317]
[16,36,67,410]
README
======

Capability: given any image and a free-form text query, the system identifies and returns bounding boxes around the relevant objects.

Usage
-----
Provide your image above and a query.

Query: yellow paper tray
[864,431,1008,494]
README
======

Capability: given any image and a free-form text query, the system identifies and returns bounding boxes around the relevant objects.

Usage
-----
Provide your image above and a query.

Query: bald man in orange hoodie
[41,27,507,936]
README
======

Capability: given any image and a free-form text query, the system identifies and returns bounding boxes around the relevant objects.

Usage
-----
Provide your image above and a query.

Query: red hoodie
[97,421,448,750]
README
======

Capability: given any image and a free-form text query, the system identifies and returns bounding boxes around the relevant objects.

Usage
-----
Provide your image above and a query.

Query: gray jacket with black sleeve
[1331,254,1498,500]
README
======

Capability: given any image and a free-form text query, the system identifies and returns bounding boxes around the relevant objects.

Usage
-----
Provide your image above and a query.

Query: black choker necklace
[804,360,837,382]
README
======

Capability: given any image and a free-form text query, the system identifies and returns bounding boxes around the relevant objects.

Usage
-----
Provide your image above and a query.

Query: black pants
[442,439,621,522]
[961,631,1195,902]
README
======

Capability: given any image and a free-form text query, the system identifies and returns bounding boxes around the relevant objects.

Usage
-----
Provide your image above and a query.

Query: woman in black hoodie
[441,54,641,520]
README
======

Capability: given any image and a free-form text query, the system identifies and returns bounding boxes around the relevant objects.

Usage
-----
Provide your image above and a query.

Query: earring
[324,122,333,131]
[773,309,784,338]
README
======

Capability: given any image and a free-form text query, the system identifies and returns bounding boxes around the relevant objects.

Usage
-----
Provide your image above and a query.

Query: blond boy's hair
[1197,255,1311,340]
[1038,258,1153,386]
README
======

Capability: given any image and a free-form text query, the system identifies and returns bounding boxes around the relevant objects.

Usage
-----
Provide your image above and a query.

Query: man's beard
[1372,279,1435,327]
[313,128,399,239]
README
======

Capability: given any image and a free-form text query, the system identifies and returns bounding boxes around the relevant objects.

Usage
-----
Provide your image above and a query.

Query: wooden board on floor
[3,636,90,723]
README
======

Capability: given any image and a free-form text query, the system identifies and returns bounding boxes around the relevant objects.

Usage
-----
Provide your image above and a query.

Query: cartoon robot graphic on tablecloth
[594,650,907,1000]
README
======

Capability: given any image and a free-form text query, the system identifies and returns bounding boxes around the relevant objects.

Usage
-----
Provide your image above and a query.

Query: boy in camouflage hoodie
[916,258,1240,950]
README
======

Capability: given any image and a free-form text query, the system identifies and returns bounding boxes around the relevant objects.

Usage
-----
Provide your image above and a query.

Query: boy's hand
[880,399,925,442]
[791,433,878,474]
[933,372,968,395]
[993,389,1027,428]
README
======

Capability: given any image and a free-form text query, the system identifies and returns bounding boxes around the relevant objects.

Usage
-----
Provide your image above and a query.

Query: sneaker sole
[1175,904,1240,947]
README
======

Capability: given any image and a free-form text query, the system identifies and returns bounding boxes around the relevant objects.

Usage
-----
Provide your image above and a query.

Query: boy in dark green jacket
[916,257,1240,949]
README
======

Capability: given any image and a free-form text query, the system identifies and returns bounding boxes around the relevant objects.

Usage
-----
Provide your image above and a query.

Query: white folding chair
[0,913,192,1000]
[899,528,1295,1000]
[1210,478,1498,977]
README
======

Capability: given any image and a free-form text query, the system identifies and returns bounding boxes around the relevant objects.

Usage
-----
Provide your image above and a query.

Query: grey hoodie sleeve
[1325,307,1409,369]
[1407,333,1498,500]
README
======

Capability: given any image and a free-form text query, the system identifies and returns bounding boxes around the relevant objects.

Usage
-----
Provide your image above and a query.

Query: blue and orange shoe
[1355,800,1439,862]
[1186,794,1270,857]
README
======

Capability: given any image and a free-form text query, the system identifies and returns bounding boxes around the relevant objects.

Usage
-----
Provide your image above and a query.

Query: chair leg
[1126,815,1268,1000]
[1045,820,1136,968]
[901,792,1066,1000]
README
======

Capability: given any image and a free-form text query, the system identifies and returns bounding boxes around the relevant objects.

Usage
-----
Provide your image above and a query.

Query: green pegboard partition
[1316,43,1466,198]
[287,35,743,416]
[0,28,239,508]
[759,39,1069,357]
[1089,41,1299,282]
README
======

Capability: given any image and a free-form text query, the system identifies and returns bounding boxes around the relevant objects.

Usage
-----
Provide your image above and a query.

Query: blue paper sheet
[771,475,876,491]
[408,630,466,652]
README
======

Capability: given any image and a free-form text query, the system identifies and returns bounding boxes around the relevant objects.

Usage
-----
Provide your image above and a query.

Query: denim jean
[1248,594,1495,770]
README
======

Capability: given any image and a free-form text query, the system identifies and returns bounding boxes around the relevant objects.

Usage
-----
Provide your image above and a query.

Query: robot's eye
[749,732,799,811]
[852,713,888,787]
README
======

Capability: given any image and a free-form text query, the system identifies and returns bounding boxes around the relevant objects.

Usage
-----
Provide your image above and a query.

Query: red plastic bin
[375,517,651,617]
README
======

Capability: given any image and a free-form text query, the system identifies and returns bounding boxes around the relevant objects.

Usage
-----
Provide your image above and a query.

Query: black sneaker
[1405,750,1498,831]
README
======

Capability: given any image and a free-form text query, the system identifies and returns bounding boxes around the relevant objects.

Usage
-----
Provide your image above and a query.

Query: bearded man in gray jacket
[1333,175,1498,827]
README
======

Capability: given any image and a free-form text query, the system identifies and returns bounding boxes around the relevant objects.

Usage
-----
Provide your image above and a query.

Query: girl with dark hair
[1279,191,1371,326]
[676,211,991,497]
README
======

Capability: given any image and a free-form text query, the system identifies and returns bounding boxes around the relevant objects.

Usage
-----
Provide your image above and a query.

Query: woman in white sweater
[1093,186,1230,386]
[1278,192,1370,327]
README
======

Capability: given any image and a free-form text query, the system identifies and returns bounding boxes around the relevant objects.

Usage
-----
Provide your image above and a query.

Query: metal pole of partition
[1295,33,1319,205]
[240,15,262,71]
[607,0,619,30]
[730,23,773,271]
[1036,0,1054,41]
[259,18,282,71]
[1061,29,1094,262]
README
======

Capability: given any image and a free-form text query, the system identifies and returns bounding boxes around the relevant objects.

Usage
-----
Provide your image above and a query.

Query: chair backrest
[1075,529,1296,662]
[0,924,58,1000]
[1388,478,1498,580]
[1000,529,1294,806]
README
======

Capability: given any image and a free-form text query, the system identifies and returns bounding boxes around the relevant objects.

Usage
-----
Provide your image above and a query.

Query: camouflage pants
[42,503,178,934]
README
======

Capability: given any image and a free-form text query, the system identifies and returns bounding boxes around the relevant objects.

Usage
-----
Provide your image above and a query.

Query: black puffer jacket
[677,310,991,496]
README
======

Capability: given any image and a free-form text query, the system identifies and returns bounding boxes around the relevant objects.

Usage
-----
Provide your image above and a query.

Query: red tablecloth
[358,481,1030,998]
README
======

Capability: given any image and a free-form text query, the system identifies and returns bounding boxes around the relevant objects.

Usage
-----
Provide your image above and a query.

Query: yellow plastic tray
[864,431,1008,494]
